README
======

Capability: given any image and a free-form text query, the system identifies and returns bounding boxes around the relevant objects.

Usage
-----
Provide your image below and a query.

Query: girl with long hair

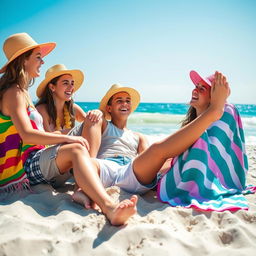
[35,64,102,157]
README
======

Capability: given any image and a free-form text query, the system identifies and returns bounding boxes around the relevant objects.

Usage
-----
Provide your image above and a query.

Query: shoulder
[133,131,147,142]
[73,103,81,111]
[36,103,48,114]
[4,84,23,97]
[36,103,46,111]
[73,103,87,120]
[3,84,27,106]
[36,103,50,119]
[1,84,28,116]
[102,119,109,133]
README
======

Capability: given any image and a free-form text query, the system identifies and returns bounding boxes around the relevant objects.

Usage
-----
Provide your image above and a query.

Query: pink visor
[190,70,214,87]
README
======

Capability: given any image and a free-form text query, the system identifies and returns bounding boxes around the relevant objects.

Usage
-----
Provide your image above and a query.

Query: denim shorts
[24,145,72,187]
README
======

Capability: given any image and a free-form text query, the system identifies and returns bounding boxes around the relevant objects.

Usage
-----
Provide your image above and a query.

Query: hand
[65,135,90,151]
[209,71,230,120]
[86,109,103,123]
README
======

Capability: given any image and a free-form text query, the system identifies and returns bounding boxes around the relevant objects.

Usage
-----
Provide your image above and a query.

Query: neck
[53,97,66,115]
[196,106,208,117]
[111,117,128,130]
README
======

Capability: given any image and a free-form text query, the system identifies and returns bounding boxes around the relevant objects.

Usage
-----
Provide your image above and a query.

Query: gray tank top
[97,121,139,159]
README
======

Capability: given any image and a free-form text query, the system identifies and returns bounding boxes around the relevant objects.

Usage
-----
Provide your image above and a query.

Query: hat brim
[99,87,140,120]
[36,69,84,98]
[189,70,212,87]
[0,42,56,74]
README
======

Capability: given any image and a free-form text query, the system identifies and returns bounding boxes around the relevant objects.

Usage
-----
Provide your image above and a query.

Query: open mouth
[191,96,198,100]
[65,91,72,96]
[119,108,129,112]
[191,91,199,101]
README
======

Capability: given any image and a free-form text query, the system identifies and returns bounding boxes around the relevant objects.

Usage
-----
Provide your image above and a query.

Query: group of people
[1,32,250,226]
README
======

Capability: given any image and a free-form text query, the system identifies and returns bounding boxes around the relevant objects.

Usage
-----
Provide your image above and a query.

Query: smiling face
[49,74,74,101]
[190,81,211,115]
[24,47,44,78]
[106,91,132,120]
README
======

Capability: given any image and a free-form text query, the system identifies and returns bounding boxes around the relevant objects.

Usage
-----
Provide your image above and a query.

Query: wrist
[206,105,224,122]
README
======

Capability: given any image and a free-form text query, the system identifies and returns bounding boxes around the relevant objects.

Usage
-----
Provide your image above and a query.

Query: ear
[106,105,112,114]
[48,83,55,92]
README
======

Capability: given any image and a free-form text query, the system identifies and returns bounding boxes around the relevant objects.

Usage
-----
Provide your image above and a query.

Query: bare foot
[72,188,100,211]
[105,195,138,226]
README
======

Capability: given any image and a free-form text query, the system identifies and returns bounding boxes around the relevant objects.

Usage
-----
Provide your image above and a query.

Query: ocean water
[77,102,256,145]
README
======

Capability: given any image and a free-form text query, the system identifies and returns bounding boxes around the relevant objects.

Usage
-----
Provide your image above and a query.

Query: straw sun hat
[190,70,215,87]
[0,32,56,73]
[36,64,84,98]
[99,84,140,120]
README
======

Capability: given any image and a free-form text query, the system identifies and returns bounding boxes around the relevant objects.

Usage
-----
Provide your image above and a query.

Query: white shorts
[95,159,157,194]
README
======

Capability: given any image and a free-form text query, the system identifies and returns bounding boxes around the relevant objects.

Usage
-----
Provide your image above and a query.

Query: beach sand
[0,145,255,256]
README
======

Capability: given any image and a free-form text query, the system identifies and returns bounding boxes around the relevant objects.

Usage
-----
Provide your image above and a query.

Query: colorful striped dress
[0,106,45,192]
[157,104,256,211]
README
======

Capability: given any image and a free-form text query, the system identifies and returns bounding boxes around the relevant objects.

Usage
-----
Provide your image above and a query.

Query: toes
[130,195,138,204]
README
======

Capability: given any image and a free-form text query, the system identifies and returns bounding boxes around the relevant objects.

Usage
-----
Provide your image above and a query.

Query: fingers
[68,136,90,150]
[212,71,228,88]
[87,110,102,122]
[81,137,90,150]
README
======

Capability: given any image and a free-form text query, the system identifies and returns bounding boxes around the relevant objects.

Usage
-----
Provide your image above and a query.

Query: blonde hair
[0,49,34,101]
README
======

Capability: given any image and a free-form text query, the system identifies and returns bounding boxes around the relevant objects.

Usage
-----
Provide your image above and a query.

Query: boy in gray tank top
[73,84,154,207]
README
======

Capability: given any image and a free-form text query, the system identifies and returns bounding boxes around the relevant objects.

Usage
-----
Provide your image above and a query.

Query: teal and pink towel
[157,104,256,211]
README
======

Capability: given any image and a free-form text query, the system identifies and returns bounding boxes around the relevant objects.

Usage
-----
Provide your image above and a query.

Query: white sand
[1,145,255,256]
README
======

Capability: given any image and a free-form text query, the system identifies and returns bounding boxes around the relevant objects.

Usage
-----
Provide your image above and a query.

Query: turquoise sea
[77,102,256,145]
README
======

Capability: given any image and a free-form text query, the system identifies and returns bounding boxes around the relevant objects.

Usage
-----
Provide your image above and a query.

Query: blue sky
[1,0,255,104]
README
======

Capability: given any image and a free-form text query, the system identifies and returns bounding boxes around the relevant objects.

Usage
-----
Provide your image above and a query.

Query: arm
[3,86,89,147]
[150,71,230,158]
[74,104,103,123]
[74,103,87,122]
[135,132,149,154]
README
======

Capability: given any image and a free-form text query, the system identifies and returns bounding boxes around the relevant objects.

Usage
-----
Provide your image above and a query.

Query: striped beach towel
[157,104,255,211]
[0,111,44,193]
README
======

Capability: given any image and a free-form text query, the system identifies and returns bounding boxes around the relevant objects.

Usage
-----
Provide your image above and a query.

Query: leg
[55,143,137,226]
[72,187,100,210]
[81,116,103,157]
[133,71,230,184]
[133,110,224,184]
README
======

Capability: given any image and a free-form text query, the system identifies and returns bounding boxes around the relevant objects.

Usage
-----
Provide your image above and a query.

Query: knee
[70,143,89,156]
[84,115,103,128]
[150,141,167,160]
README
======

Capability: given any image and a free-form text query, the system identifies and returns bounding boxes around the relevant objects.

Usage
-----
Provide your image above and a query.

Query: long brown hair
[35,75,75,128]
[0,49,34,101]
[181,106,197,127]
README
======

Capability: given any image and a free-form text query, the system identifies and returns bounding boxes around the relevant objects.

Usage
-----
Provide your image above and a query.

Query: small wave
[241,116,256,127]
[128,112,185,124]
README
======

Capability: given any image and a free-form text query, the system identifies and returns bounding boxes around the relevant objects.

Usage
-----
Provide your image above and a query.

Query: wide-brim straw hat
[190,70,215,87]
[99,83,140,120]
[0,32,56,73]
[36,64,84,98]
